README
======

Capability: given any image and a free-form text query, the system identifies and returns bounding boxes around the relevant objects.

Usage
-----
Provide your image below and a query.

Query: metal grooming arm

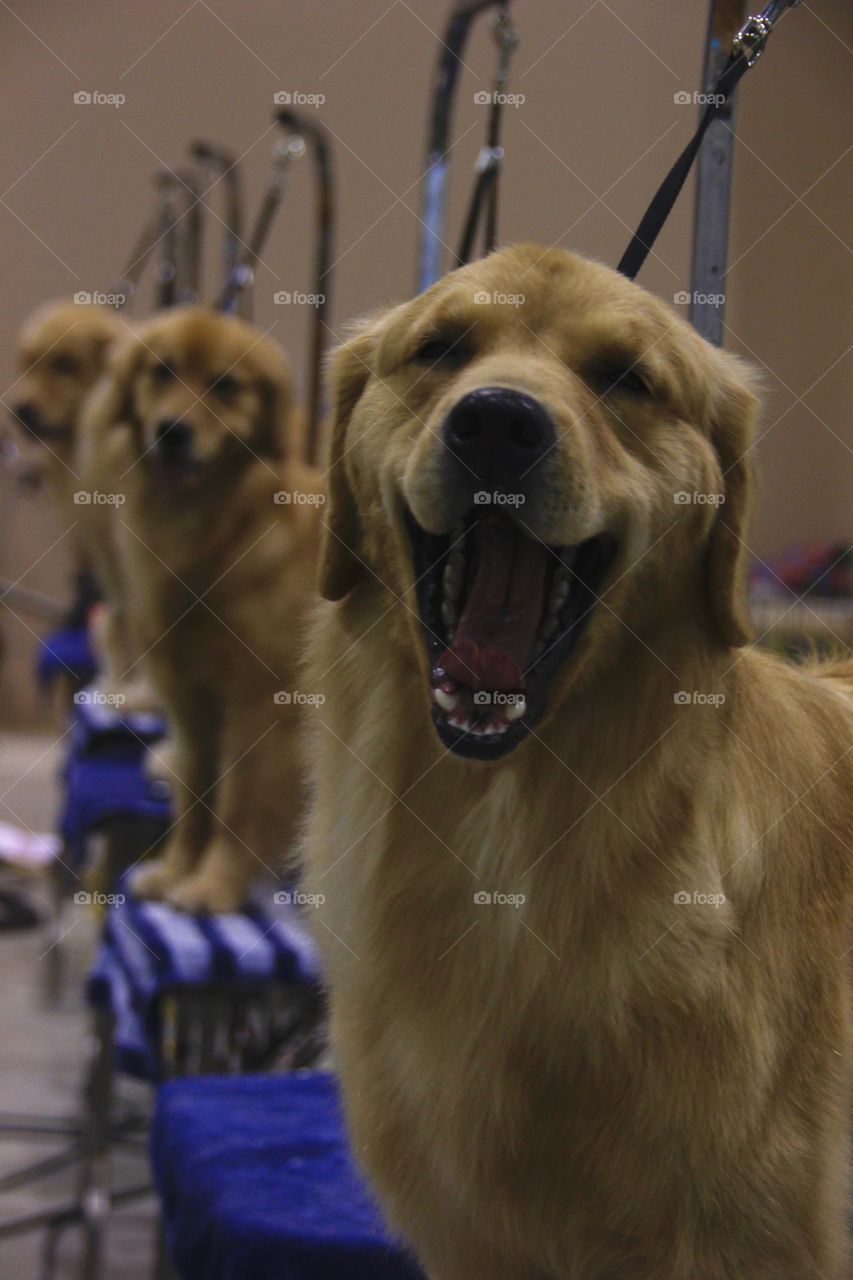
[418,0,509,292]
[276,109,335,468]
[218,136,302,318]
[191,141,243,309]
[153,173,181,309]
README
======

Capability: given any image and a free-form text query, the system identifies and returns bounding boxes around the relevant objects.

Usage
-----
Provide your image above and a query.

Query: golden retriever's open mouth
[407,510,617,760]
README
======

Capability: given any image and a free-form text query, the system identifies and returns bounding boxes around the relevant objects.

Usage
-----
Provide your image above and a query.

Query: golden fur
[300,246,852,1279]
[88,306,324,911]
[11,299,122,571]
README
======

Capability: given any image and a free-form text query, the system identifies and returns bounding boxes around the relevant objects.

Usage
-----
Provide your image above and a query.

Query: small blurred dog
[10,299,121,571]
[301,245,852,1279]
[91,307,324,911]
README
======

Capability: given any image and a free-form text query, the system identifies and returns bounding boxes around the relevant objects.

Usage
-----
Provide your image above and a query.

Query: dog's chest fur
[303,605,850,1278]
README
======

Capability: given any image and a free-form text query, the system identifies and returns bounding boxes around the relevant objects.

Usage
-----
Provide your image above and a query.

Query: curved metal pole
[111,216,160,310]
[417,0,507,292]
[154,172,180,309]
[276,109,335,469]
[176,164,203,305]
[191,140,243,303]
[218,135,301,319]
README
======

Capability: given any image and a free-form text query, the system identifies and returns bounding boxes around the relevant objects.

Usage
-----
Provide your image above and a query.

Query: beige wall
[1,0,850,723]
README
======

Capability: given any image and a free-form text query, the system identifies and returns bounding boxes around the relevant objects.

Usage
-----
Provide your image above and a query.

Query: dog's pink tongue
[438,518,548,691]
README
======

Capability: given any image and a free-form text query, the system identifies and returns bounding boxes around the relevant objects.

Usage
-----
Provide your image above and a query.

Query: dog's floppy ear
[91,335,146,442]
[319,322,381,602]
[705,355,759,647]
[254,346,295,461]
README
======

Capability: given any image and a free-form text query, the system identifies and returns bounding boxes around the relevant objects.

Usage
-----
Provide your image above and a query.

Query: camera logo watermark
[673,890,726,908]
[674,290,725,308]
[73,90,125,109]
[472,691,524,708]
[474,91,525,107]
[473,290,524,307]
[673,91,725,107]
[73,689,126,708]
[73,290,126,308]
[673,490,725,507]
[273,490,325,506]
[73,890,126,906]
[74,490,125,506]
[273,291,325,307]
[273,90,325,108]
[673,691,726,708]
[274,889,325,908]
[473,490,525,508]
[274,690,326,706]
[473,890,526,907]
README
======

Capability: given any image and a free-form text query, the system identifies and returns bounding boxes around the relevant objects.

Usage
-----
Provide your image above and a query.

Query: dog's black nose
[443,387,555,483]
[155,418,192,462]
[12,402,39,434]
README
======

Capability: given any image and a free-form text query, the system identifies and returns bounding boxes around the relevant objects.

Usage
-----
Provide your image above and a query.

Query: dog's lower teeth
[541,615,558,640]
[549,576,570,612]
[434,687,460,712]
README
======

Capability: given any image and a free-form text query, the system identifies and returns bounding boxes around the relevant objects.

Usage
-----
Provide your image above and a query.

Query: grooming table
[58,695,170,873]
[87,881,323,1079]
[36,624,98,689]
[152,1072,425,1280]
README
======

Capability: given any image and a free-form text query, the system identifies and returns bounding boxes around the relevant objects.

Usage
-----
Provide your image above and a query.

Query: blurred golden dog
[90,306,324,911]
[10,299,121,569]
[301,245,852,1279]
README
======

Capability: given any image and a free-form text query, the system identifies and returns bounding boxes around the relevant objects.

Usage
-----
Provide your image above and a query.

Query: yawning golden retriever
[301,245,852,1279]
[88,306,324,911]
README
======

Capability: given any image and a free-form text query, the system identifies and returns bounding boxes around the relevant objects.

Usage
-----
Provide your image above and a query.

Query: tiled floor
[0,731,158,1280]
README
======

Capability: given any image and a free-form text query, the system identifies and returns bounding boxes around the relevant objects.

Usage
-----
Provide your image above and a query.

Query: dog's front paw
[129,857,184,901]
[164,873,246,915]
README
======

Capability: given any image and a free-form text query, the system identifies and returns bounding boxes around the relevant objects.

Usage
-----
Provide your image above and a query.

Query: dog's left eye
[50,354,79,377]
[209,374,241,398]
[151,362,175,383]
[410,337,470,371]
[593,366,653,399]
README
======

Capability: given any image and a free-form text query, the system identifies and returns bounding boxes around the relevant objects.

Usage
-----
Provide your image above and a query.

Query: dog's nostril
[155,419,191,453]
[509,415,547,451]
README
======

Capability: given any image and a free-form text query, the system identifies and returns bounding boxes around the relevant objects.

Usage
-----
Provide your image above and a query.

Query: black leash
[618,0,800,280]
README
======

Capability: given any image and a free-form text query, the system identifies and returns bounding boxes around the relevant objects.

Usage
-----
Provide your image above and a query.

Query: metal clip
[732,15,773,66]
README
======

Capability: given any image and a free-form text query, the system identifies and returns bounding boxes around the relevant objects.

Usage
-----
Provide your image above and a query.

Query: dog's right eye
[151,362,175,383]
[410,337,470,371]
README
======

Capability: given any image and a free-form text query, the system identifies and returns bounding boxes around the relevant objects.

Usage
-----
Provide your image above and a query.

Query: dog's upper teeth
[441,600,459,629]
[434,687,460,713]
[443,559,463,601]
[540,614,558,640]
[549,573,570,613]
[506,697,526,722]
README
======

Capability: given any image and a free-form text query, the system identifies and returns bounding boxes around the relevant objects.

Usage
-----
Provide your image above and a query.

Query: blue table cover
[152,1072,425,1279]
[36,625,97,688]
[87,881,320,1080]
